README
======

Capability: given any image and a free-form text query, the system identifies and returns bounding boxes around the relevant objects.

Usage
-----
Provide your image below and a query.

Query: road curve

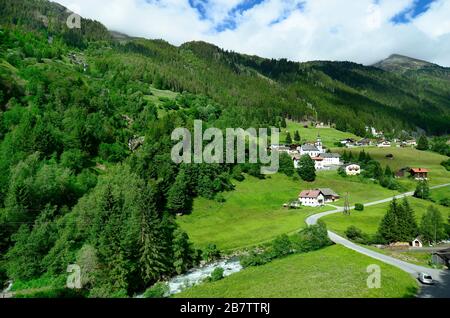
[305,183,450,298]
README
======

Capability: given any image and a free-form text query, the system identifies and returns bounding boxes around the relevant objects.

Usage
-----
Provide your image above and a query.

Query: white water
[167,258,242,295]
[137,258,243,298]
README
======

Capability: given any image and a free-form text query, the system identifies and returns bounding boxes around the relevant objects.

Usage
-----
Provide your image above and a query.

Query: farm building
[299,190,325,207]
[410,168,429,180]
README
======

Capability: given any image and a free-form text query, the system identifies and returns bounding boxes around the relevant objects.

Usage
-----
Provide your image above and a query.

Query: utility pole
[344,192,350,216]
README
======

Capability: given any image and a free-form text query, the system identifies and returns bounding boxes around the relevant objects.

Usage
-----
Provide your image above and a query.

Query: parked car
[418,272,434,285]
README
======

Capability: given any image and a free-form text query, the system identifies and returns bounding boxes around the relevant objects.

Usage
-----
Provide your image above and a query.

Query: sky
[54,0,450,66]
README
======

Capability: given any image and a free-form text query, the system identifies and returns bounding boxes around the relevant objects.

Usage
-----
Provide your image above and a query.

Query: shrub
[270,234,292,258]
[143,283,169,298]
[240,251,272,268]
[355,203,364,211]
[202,244,221,262]
[209,267,224,282]
[294,221,332,253]
[439,198,450,207]
[345,226,370,244]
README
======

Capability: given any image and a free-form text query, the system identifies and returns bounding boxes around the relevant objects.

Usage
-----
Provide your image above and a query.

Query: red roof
[299,190,322,198]
[311,157,324,161]
[411,168,429,173]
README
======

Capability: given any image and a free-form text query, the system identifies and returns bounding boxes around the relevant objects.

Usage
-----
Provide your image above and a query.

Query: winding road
[305,183,450,298]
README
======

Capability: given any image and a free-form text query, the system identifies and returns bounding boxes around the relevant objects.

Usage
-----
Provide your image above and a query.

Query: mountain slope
[0,0,449,135]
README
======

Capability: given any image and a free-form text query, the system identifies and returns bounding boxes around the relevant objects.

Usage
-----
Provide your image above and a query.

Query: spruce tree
[378,199,400,243]
[172,228,195,275]
[384,165,393,178]
[286,132,292,144]
[400,198,419,240]
[421,206,446,244]
[417,135,429,151]
[294,130,301,142]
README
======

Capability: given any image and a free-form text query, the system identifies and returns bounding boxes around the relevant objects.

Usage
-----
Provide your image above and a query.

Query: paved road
[306,183,450,298]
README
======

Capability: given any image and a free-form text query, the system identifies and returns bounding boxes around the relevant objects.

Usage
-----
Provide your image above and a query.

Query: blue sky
[56,0,450,66]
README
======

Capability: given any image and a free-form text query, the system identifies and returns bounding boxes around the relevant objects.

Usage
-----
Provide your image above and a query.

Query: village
[274,133,430,208]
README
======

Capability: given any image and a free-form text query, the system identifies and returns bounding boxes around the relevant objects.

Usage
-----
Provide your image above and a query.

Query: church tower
[316,134,323,153]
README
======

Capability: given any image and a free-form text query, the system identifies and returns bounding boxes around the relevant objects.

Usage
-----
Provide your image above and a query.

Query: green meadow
[175,245,418,298]
[335,147,450,187]
[177,171,403,251]
[280,120,361,148]
[322,194,450,236]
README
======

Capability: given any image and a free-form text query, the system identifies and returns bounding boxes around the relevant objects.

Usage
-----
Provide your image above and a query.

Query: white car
[418,272,434,285]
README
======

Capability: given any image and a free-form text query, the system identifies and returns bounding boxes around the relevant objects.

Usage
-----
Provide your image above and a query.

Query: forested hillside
[0,0,449,298]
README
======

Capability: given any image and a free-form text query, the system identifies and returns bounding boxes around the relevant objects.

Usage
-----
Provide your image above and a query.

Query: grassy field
[177,174,331,251]
[280,120,361,148]
[430,186,450,203]
[364,245,434,268]
[144,86,179,118]
[334,147,450,187]
[175,245,418,298]
[322,195,450,236]
[302,171,400,207]
[177,171,404,251]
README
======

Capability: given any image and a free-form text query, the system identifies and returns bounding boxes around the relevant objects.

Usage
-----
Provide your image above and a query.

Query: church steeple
[316,133,323,152]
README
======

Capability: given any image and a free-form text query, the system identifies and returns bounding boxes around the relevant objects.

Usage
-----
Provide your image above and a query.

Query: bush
[345,226,370,244]
[209,267,224,282]
[202,244,221,262]
[240,251,272,268]
[439,198,450,207]
[355,203,364,211]
[143,282,169,298]
[294,221,332,253]
[270,234,292,258]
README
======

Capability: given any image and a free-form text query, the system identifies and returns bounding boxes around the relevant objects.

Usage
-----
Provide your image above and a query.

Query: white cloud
[53,0,450,66]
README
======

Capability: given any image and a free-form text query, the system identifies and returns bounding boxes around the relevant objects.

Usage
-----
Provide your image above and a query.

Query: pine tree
[400,198,419,241]
[420,206,446,244]
[167,171,192,214]
[417,135,429,151]
[341,151,349,163]
[414,180,430,200]
[384,165,393,178]
[378,199,400,243]
[358,150,366,163]
[172,228,195,275]
[286,132,292,144]
[279,152,295,177]
[298,155,316,182]
[139,187,171,284]
[280,118,287,128]
[294,130,301,142]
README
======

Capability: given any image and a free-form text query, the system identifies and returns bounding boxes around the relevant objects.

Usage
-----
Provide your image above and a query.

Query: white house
[345,164,361,176]
[312,157,324,170]
[377,141,391,148]
[299,190,325,207]
[319,153,341,166]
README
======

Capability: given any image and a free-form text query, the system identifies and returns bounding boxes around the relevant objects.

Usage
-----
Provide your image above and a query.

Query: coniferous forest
[0,0,449,297]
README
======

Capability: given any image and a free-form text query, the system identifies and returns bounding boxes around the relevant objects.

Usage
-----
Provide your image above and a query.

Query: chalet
[357,138,373,147]
[345,164,361,176]
[410,168,429,180]
[319,153,341,166]
[340,138,355,146]
[316,188,340,203]
[395,167,410,178]
[377,141,391,148]
[402,140,417,147]
[299,190,325,207]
